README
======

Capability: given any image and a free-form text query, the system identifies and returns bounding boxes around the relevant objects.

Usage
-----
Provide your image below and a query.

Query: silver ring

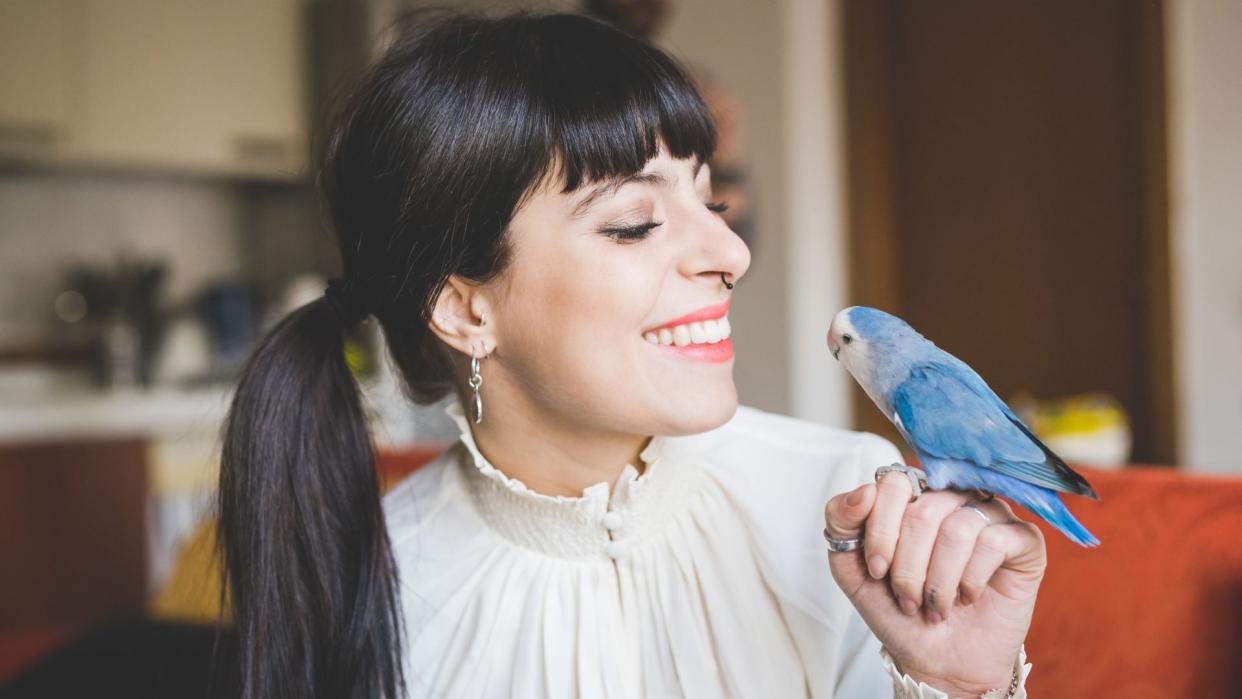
[957,501,991,524]
[823,527,864,552]
[874,463,928,502]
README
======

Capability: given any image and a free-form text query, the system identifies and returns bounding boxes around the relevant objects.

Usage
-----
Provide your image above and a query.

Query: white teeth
[688,322,707,344]
[648,315,731,346]
[702,319,722,343]
[672,325,691,346]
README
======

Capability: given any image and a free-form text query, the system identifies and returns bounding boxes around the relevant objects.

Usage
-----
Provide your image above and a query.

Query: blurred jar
[1012,392,1132,468]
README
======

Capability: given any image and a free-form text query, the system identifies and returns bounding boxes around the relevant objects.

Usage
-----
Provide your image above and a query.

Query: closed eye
[599,220,663,242]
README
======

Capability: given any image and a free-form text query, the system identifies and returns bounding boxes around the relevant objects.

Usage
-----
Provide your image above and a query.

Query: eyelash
[599,201,730,242]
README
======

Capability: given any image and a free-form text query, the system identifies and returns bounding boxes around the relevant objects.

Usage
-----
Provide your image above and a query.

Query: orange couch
[1025,466,1242,698]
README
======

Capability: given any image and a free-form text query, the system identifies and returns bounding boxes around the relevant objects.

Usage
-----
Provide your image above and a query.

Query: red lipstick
[644,299,730,334]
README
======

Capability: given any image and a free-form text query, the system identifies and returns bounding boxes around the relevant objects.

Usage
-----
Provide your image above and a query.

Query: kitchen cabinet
[0,0,77,163]
[0,0,308,180]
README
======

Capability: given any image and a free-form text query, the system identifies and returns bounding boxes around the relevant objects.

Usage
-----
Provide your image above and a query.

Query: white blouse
[382,398,1030,698]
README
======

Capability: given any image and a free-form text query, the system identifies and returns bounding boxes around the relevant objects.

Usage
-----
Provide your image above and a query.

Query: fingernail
[867,555,888,579]
[899,598,917,616]
[846,486,864,506]
[926,610,943,624]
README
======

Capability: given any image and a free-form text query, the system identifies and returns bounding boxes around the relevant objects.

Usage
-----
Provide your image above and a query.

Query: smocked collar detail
[444,396,707,561]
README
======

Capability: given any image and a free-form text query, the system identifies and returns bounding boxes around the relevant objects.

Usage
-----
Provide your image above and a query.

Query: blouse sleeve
[881,644,1031,698]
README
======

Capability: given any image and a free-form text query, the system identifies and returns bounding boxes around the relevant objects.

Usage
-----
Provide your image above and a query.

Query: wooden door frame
[839,0,1178,464]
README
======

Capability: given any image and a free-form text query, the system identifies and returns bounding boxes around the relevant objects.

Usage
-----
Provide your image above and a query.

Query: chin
[664,387,739,435]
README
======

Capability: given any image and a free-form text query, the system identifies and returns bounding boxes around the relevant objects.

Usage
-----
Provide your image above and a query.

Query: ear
[429,275,495,357]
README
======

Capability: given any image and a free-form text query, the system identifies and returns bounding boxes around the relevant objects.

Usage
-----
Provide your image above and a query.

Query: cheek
[502,246,660,371]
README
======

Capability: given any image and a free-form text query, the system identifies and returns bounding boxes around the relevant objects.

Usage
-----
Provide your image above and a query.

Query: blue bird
[827,306,1101,546]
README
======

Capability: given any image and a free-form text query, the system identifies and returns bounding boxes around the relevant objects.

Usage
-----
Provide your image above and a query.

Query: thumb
[824,483,877,597]
[824,482,875,540]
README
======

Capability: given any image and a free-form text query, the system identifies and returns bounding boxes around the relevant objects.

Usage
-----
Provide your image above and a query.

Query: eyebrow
[570,158,705,219]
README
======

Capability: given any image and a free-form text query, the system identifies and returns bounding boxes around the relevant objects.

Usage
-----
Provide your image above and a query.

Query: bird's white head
[827,305,929,389]
[827,307,863,368]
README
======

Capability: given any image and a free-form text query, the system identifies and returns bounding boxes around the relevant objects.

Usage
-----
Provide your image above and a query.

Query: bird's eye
[842,334,853,345]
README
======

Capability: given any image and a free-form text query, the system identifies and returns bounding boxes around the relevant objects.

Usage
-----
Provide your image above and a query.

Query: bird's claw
[874,463,928,502]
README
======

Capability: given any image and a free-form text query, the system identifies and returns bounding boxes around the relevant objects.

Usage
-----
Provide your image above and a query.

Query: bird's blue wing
[893,360,1093,496]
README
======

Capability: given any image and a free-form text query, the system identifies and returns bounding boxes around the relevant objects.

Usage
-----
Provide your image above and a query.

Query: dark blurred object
[1026,465,1242,698]
[54,255,166,388]
[194,280,262,380]
[0,616,238,699]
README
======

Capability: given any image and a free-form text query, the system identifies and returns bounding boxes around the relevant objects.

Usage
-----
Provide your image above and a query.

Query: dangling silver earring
[468,343,485,424]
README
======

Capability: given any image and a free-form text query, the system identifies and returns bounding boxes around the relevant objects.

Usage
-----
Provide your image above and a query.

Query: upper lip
[643,299,730,334]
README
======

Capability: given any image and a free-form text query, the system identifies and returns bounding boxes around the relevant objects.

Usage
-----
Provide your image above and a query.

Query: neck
[459,387,652,498]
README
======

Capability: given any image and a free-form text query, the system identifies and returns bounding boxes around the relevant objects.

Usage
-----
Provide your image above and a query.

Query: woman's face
[477,143,751,437]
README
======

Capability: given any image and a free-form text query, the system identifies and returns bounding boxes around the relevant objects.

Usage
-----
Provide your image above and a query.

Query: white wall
[1167,0,1242,472]
[663,0,851,426]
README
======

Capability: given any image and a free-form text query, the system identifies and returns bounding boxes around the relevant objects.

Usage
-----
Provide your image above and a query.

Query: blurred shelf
[0,385,234,443]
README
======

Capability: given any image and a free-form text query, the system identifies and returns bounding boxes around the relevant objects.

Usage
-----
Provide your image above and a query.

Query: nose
[682,205,751,288]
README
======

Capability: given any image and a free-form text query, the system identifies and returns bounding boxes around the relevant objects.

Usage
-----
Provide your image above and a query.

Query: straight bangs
[514,14,718,194]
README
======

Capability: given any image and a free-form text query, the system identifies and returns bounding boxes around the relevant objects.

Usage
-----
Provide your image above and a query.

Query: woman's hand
[824,470,1045,697]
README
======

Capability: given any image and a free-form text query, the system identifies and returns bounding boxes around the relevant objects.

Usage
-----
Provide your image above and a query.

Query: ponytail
[215,298,406,699]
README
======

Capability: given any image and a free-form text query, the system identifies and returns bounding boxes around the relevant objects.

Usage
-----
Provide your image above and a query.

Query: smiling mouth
[643,314,732,347]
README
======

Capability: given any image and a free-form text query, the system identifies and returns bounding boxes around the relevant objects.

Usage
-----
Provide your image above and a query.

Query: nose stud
[721,272,734,290]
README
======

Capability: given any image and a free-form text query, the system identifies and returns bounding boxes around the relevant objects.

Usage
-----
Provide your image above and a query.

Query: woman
[216,10,1041,699]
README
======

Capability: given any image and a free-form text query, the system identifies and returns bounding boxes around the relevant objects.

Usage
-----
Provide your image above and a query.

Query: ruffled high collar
[443,396,708,561]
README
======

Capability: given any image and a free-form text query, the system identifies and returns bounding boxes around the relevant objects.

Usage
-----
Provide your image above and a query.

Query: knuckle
[902,500,938,526]
[977,524,1008,553]
[1022,520,1047,547]
[937,517,977,546]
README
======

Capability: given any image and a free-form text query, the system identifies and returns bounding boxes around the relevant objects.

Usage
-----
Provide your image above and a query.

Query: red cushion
[1025,465,1242,698]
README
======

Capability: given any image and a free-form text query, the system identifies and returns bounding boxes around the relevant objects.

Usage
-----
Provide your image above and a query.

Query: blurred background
[1,0,1239,696]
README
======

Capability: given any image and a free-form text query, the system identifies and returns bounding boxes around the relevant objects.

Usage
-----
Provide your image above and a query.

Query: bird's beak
[830,346,840,360]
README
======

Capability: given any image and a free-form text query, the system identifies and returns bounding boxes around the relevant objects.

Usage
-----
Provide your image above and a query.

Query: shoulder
[382,444,467,547]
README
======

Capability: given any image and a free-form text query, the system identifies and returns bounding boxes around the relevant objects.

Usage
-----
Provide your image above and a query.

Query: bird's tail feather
[1016,488,1101,547]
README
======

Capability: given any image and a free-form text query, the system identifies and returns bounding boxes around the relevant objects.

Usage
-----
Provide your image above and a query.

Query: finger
[923,502,1000,621]
[887,493,963,615]
[864,470,913,579]
[824,484,878,597]
[824,482,877,540]
[958,519,1045,605]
